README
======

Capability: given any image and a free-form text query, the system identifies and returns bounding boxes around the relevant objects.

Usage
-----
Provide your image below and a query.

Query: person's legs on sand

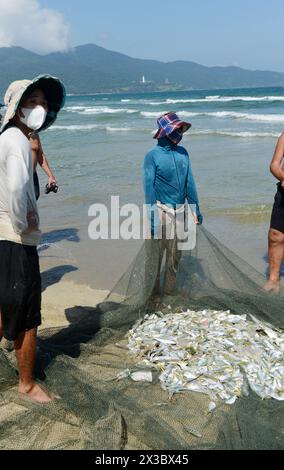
[14,327,55,403]
[264,228,284,293]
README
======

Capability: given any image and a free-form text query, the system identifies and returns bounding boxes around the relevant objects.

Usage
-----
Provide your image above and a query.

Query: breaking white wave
[219,95,284,102]
[148,97,223,105]
[141,111,174,118]
[148,96,284,105]
[65,106,138,115]
[48,121,281,138]
[187,130,280,138]
[106,126,133,132]
[206,95,220,100]
[207,111,284,122]
[49,124,104,131]
[48,124,134,133]
[48,124,280,138]
[65,106,89,111]
[177,111,284,122]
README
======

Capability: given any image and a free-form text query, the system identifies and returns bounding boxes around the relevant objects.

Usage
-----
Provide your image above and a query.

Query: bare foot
[263,279,280,294]
[19,382,58,403]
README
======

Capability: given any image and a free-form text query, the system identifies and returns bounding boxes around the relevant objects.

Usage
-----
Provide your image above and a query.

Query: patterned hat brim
[153,120,191,139]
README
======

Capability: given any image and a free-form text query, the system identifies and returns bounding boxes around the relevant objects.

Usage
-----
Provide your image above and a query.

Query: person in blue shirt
[143,112,202,304]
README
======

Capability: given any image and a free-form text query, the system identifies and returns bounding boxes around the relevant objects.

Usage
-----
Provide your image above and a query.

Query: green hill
[1,43,284,96]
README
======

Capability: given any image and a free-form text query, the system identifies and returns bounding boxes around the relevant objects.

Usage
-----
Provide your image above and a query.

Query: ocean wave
[148,95,284,105]
[65,106,88,111]
[177,111,284,122]
[48,124,134,132]
[49,123,280,138]
[218,95,284,102]
[207,111,284,122]
[65,106,138,115]
[141,111,174,118]
[187,130,280,138]
[147,102,168,106]
[106,126,133,132]
[49,124,103,131]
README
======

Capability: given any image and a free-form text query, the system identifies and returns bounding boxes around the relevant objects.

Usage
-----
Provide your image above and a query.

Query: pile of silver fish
[126,309,284,405]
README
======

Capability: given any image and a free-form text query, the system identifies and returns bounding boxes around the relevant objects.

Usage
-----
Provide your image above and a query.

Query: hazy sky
[1,0,284,72]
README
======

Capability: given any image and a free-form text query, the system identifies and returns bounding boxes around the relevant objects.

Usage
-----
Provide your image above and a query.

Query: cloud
[0,0,70,54]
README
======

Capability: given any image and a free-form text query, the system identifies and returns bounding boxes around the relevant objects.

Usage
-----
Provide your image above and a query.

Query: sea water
[37,86,284,289]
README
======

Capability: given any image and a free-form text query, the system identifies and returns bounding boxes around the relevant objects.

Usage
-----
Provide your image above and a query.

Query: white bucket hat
[0,74,65,133]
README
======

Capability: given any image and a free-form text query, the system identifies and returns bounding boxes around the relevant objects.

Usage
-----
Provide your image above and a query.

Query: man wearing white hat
[0,75,65,402]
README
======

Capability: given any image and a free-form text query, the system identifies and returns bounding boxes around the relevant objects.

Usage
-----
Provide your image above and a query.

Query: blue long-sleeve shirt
[143,137,202,233]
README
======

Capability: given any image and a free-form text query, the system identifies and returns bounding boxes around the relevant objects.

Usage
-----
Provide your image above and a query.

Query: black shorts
[34,171,40,200]
[0,241,41,341]
[270,183,284,232]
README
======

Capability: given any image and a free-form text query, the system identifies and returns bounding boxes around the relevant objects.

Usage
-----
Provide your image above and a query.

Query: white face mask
[19,105,47,130]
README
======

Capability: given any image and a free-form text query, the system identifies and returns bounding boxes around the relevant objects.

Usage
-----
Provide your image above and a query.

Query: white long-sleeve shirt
[0,126,41,246]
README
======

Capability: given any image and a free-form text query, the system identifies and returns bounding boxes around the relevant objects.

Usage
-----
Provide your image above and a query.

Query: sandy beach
[1,86,283,451]
[40,279,109,330]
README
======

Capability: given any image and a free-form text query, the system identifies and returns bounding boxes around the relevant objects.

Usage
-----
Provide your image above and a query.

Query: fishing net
[0,226,283,450]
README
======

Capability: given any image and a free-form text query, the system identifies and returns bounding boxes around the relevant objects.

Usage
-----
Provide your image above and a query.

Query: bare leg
[14,328,54,403]
[264,228,284,293]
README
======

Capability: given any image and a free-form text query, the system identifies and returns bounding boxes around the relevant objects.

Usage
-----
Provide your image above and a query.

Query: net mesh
[0,226,283,450]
